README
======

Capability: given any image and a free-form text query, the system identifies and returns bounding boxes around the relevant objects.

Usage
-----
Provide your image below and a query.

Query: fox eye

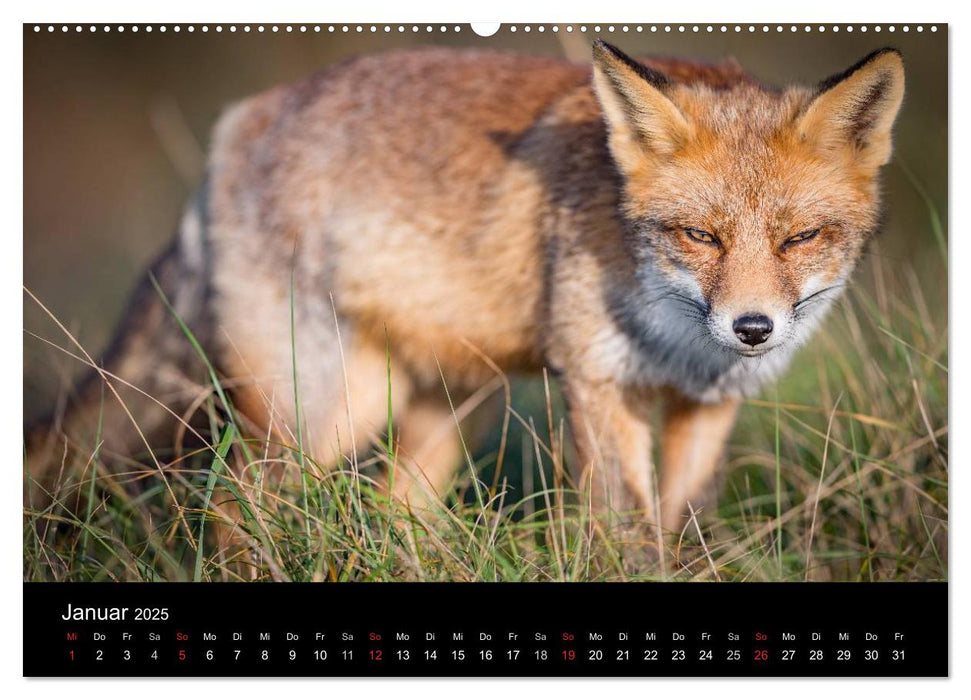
[684,227,720,246]
[782,228,820,250]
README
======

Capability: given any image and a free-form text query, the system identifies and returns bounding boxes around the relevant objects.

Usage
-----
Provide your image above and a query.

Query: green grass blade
[193,423,235,582]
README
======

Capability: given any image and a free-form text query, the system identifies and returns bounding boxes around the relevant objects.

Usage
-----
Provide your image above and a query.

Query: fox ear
[797,48,905,171]
[591,40,692,173]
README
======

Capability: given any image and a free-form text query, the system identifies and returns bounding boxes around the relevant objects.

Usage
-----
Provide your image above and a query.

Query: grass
[23,245,947,583]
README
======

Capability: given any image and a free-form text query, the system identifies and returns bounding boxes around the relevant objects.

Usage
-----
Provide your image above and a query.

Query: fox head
[591,41,905,397]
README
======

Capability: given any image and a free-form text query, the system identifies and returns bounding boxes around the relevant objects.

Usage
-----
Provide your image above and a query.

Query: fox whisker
[794,283,847,311]
[664,291,710,314]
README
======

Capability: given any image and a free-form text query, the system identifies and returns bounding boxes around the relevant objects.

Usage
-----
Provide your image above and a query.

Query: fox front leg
[659,391,740,533]
[563,379,658,527]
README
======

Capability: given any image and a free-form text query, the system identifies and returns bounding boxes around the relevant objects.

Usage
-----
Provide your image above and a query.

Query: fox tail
[24,187,215,513]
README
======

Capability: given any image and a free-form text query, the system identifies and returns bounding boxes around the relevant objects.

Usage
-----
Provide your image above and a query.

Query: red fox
[26,41,905,534]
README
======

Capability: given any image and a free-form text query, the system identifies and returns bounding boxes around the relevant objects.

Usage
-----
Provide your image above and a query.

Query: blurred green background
[23,24,946,420]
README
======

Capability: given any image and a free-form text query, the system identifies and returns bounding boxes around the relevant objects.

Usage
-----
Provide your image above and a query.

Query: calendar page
[22,19,948,678]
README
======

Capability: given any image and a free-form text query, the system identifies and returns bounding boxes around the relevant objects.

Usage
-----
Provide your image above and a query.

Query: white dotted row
[32,25,465,34]
[32,24,939,35]
[514,24,937,34]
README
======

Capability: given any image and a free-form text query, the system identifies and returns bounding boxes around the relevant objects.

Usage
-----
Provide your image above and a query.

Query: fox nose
[733,314,773,347]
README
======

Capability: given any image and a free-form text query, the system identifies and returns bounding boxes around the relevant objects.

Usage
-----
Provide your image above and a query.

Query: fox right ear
[796,48,905,171]
[592,40,692,173]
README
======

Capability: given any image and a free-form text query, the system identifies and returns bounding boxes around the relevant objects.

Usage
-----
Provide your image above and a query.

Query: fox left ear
[796,48,905,171]
[591,40,693,175]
